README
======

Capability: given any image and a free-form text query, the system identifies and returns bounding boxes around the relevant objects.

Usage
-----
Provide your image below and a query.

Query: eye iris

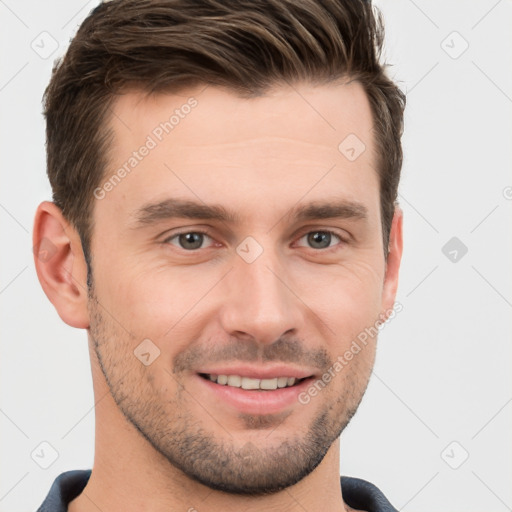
[179,232,203,250]
[308,231,331,249]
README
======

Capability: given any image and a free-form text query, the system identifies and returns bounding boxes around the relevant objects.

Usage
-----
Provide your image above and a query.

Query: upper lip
[197,364,316,380]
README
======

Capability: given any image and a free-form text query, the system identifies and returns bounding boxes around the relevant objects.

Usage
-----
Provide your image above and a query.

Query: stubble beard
[87,286,372,496]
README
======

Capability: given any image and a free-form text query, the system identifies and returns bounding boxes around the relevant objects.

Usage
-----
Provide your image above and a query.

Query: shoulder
[340,476,398,512]
[36,470,91,512]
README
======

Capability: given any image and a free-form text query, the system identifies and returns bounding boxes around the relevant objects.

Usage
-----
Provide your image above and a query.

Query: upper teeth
[207,374,298,390]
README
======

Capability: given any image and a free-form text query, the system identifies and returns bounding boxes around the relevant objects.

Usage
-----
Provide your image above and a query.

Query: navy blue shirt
[36,470,398,511]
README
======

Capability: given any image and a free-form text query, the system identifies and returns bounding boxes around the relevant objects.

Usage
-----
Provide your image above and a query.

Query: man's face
[87,81,396,494]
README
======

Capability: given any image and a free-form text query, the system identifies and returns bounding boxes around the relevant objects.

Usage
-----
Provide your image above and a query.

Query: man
[33,0,405,510]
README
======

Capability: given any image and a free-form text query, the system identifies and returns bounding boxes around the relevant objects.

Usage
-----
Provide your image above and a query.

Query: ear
[380,206,403,319]
[32,201,90,329]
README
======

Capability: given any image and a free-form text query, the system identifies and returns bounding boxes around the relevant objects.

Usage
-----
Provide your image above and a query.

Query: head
[34,0,405,496]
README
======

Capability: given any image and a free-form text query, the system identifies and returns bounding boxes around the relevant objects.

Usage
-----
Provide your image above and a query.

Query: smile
[199,373,307,390]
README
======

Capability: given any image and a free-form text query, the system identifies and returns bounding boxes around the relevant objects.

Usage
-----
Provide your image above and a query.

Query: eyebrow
[131,197,368,228]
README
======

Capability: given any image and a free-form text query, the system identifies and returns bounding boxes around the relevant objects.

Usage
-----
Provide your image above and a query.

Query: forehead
[109,80,374,155]
[98,81,379,228]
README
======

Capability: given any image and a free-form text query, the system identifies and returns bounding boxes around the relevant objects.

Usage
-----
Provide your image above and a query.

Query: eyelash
[162,228,348,253]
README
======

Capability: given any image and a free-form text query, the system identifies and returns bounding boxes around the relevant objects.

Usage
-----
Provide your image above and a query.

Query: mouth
[198,373,309,391]
[195,371,317,415]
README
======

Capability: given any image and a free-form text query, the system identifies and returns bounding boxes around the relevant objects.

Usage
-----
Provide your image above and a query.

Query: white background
[1,1,511,511]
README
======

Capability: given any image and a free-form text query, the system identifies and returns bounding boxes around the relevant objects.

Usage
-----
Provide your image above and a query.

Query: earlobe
[381,206,403,318]
[33,201,90,329]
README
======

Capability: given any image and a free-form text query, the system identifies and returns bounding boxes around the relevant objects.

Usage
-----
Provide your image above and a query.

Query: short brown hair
[44,0,405,269]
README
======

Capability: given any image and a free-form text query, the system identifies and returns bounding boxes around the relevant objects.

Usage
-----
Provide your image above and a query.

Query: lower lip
[196,374,315,415]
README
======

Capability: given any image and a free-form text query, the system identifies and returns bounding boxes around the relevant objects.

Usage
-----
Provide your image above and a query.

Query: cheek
[293,258,385,341]
[98,262,218,342]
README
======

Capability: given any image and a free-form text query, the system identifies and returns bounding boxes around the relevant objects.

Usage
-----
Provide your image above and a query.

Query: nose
[219,244,304,345]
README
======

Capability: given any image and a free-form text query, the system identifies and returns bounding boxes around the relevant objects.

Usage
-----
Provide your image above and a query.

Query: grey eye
[166,232,212,250]
[298,231,341,250]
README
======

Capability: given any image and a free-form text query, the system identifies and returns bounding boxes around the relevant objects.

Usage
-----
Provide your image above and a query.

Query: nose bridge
[219,239,301,344]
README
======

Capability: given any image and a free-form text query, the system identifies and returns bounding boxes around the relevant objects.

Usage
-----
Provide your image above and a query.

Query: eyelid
[294,225,351,243]
[161,228,216,248]
[162,226,350,252]
[293,228,349,252]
